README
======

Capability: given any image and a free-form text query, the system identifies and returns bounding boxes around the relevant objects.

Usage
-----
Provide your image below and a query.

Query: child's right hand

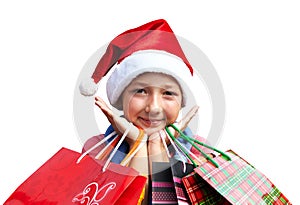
[95,96,142,147]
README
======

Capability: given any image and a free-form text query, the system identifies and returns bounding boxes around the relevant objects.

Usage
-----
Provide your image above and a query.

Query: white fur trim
[106,50,193,109]
[79,78,98,96]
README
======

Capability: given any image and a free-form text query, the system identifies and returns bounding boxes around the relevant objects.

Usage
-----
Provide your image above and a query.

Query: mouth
[138,117,165,128]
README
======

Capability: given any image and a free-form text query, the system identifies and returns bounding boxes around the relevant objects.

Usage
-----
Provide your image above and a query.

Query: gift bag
[151,160,197,205]
[150,129,194,205]
[115,175,147,205]
[182,170,231,205]
[151,127,221,205]
[166,124,292,205]
[165,125,231,205]
[152,161,178,205]
[5,125,147,205]
[4,148,146,205]
[170,159,203,205]
[4,147,146,205]
[194,150,292,205]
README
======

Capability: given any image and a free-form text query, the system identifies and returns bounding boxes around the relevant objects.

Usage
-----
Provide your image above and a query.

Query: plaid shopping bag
[194,150,292,205]
[4,147,146,205]
[182,170,230,205]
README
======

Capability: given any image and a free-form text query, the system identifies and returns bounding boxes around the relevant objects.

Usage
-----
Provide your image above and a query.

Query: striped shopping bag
[151,161,178,205]
[194,150,292,205]
[170,159,195,205]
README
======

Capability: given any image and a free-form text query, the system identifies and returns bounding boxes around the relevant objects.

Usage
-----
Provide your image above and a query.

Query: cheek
[165,102,181,123]
[123,97,144,121]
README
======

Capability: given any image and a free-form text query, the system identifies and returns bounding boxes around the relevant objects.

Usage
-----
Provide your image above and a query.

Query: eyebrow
[130,82,148,87]
[130,81,180,90]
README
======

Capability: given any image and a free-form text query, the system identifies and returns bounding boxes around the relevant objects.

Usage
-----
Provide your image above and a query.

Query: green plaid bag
[194,150,292,205]
[165,124,292,205]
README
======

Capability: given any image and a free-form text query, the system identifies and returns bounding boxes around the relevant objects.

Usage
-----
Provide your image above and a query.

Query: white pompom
[79,78,98,96]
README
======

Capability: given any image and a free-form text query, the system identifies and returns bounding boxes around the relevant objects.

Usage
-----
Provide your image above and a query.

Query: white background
[0,0,299,203]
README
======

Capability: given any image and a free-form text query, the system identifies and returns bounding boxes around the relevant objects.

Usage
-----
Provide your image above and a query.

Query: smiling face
[122,72,183,135]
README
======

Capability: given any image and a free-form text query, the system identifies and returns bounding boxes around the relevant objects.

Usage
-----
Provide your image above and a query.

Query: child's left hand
[169,105,199,138]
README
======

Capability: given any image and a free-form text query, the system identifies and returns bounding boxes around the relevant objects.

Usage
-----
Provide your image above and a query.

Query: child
[80,19,209,204]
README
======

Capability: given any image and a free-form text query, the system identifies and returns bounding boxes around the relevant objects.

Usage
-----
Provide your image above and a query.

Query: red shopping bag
[4,147,146,205]
[194,150,292,205]
[115,175,147,205]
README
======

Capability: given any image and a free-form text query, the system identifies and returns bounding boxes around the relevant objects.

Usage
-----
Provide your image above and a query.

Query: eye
[135,89,146,94]
[164,91,175,96]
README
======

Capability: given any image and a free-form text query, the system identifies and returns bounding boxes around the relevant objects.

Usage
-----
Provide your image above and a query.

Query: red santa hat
[79,19,194,110]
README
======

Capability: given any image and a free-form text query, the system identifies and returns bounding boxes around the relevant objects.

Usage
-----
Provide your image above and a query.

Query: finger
[95,97,113,117]
[95,96,108,108]
[177,105,199,131]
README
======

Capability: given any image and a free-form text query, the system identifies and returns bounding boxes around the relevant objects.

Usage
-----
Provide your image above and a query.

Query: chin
[144,127,164,136]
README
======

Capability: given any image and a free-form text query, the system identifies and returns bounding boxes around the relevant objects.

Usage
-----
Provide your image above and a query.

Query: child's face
[122,72,183,135]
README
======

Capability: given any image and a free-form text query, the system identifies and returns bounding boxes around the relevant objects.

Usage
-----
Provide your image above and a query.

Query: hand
[95,96,141,147]
[147,105,199,161]
[95,96,120,134]
[165,105,199,141]
[175,105,199,134]
[148,105,199,142]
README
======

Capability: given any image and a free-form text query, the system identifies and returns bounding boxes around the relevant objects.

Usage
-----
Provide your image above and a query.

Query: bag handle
[165,124,231,168]
[78,123,144,172]
[95,135,119,160]
[163,129,205,172]
[120,128,147,166]
[77,130,117,164]
[159,130,171,158]
[165,127,199,167]
[102,123,133,171]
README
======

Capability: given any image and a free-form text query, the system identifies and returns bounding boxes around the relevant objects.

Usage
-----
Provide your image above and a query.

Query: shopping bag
[151,160,196,205]
[114,175,147,205]
[152,161,178,205]
[165,125,230,204]
[170,159,202,205]
[4,147,145,205]
[151,127,219,205]
[5,125,148,205]
[194,150,292,205]
[150,129,193,205]
[165,124,292,204]
[80,124,147,205]
[182,170,231,205]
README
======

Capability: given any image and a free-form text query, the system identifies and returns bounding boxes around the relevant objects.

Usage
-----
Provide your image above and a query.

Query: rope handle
[102,123,133,171]
[165,124,231,168]
[120,128,146,166]
[77,131,117,164]
[76,123,134,172]
[95,135,119,160]
[162,129,188,172]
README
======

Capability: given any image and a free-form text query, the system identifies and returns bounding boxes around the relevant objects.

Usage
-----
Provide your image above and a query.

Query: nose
[146,93,163,114]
